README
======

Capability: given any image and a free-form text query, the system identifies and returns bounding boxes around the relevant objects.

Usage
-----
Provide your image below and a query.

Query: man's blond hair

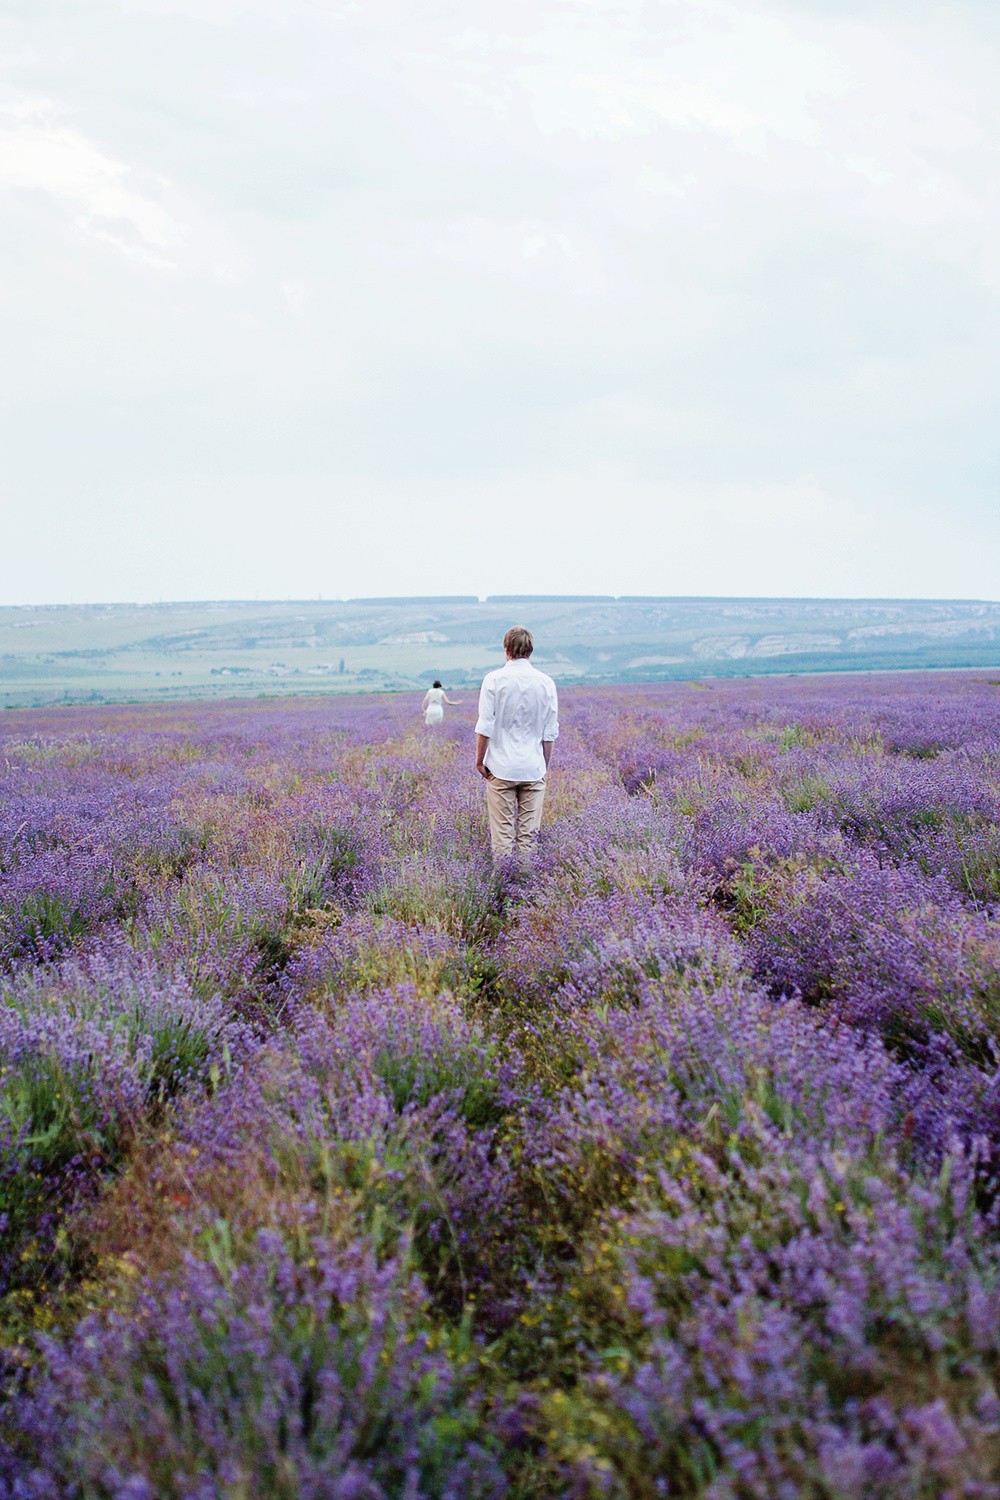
[503,626,534,659]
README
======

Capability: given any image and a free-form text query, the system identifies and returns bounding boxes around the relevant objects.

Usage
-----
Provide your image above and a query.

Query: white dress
[423,687,445,725]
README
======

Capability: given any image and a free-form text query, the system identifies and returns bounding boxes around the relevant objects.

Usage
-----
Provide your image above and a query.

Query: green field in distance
[2,595,999,707]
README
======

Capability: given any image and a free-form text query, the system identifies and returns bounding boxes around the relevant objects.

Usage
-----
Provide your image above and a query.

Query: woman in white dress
[421,680,462,726]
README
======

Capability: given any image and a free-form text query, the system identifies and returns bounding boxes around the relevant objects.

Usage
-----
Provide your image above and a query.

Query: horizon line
[2,594,999,610]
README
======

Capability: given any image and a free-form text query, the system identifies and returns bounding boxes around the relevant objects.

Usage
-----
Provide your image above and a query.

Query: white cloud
[0,0,997,602]
[502,0,1000,240]
[509,1,847,145]
[0,104,181,266]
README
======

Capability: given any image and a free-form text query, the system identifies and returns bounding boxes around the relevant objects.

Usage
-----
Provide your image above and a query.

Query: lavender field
[0,674,999,1498]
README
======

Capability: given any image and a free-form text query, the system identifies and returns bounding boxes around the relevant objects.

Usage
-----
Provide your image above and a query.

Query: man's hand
[476,733,491,778]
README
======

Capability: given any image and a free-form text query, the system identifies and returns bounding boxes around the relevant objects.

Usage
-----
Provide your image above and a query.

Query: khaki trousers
[485,775,547,858]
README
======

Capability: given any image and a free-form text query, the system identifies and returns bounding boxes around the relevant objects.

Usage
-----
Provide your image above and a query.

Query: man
[475,626,559,858]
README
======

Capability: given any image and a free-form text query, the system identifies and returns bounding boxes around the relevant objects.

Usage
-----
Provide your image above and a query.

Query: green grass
[3,599,998,706]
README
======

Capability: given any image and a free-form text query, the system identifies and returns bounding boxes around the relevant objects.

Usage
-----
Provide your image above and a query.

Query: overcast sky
[1,0,998,604]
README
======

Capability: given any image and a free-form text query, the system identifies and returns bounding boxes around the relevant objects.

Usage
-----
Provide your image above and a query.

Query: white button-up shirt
[475,658,559,782]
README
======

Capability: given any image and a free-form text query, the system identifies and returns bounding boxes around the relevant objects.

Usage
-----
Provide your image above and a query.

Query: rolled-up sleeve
[475,676,496,736]
[543,684,559,741]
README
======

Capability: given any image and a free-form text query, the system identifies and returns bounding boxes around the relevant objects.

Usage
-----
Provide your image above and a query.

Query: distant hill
[2,596,998,707]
